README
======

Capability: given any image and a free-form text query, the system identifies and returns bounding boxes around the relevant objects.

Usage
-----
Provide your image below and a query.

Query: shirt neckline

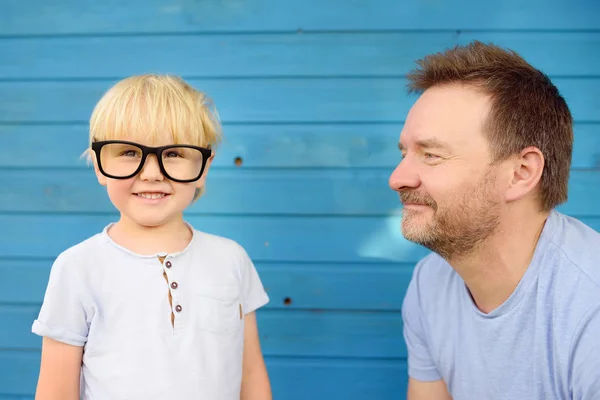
[465,210,560,319]
[101,221,197,261]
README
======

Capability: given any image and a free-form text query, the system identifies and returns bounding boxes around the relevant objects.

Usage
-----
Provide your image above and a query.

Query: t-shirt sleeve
[571,304,600,400]
[239,246,269,315]
[31,252,92,347]
[402,261,442,382]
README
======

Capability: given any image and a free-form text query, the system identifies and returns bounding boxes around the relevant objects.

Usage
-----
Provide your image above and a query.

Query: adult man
[389,41,600,399]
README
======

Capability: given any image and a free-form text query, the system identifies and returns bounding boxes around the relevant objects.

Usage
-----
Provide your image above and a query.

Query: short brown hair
[406,40,573,211]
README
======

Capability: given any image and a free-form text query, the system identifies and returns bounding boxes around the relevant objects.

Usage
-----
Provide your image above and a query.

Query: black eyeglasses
[91,140,212,183]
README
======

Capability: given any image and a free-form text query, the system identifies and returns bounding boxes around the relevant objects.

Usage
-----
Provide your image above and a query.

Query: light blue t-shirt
[402,210,600,400]
[32,223,269,400]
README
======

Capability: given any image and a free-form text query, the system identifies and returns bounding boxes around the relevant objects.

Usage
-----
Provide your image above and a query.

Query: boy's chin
[121,212,182,229]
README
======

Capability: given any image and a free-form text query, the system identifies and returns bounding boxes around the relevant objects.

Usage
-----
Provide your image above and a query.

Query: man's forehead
[399,86,490,150]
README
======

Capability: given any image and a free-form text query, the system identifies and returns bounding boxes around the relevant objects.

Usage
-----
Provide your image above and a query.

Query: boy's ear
[93,160,108,186]
[196,153,215,190]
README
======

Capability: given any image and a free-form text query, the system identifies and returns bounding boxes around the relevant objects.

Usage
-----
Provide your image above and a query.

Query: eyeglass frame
[91,139,213,183]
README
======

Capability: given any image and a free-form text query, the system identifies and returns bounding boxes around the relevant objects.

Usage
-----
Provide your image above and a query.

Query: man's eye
[424,152,440,160]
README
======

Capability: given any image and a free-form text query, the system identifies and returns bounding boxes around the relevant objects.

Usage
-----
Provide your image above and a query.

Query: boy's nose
[139,155,164,181]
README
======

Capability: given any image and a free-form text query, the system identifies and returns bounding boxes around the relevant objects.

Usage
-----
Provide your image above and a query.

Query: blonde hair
[86,74,223,200]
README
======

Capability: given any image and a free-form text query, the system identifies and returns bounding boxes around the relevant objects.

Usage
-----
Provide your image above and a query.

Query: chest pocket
[196,283,243,336]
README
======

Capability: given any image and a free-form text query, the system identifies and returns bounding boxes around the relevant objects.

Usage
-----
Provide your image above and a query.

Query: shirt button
[165,261,172,268]
[175,305,182,313]
[171,282,178,289]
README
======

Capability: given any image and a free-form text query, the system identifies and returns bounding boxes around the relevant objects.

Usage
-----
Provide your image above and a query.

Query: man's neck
[449,208,550,314]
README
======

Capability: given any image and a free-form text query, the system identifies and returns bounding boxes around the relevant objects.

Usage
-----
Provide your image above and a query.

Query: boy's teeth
[138,193,166,199]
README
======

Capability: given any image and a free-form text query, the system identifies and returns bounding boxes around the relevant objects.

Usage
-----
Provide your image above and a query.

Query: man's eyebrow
[416,138,450,150]
[398,138,451,152]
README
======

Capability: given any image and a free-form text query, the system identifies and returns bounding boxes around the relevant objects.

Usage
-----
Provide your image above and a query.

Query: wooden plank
[0,351,407,399]
[0,169,598,217]
[268,357,408,400]
[1,33,455,79]
[2,32,600,79]
[0,259,412,311]
[1,305,405,358]
[0,123,598,169]
[1,78,598,124]
[0,0,595,34]
[0,215,598,263]
[0,352,40,397]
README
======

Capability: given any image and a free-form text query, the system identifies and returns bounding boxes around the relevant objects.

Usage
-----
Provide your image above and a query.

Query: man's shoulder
[548,211,600,289]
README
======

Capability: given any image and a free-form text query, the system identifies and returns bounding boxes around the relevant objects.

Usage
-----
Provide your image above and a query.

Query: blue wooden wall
[1,1,599,399]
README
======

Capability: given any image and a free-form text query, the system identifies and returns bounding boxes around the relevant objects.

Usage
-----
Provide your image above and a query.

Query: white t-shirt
[32,222,270,400]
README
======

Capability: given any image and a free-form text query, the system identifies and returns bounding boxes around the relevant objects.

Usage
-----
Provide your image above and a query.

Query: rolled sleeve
[31,253,91,347]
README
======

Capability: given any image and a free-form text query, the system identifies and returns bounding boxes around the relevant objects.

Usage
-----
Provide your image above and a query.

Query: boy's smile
[134,191,171,203]
[136,192,169,200]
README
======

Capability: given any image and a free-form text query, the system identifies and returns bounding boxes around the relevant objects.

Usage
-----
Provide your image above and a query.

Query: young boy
[31,74,272,400]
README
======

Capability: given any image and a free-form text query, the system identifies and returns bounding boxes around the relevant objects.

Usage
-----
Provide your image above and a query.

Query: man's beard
[400,170,501,261]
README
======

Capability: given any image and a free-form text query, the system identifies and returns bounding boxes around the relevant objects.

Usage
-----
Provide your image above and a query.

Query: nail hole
[283,297,292,306]
[234,157,243,166]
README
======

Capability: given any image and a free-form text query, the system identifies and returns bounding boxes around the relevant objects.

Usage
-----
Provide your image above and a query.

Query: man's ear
[504,146,545,203]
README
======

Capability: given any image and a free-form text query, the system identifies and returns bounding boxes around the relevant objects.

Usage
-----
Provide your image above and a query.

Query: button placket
[163,259,183,322]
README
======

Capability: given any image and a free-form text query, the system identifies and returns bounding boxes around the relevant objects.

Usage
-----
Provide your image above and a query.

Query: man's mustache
[399,191,438,210]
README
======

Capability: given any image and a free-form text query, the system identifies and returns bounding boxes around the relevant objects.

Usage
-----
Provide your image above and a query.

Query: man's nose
[139,155,164,181]
[388,157,420,192]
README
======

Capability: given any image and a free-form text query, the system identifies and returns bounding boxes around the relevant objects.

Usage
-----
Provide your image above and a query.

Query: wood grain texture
[2,78,599,124]
[1,0,597,34]
[2,32,600,79]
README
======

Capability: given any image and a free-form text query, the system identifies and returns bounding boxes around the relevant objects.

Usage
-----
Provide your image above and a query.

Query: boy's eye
[164,150,183,158]
[120,150,139,157]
